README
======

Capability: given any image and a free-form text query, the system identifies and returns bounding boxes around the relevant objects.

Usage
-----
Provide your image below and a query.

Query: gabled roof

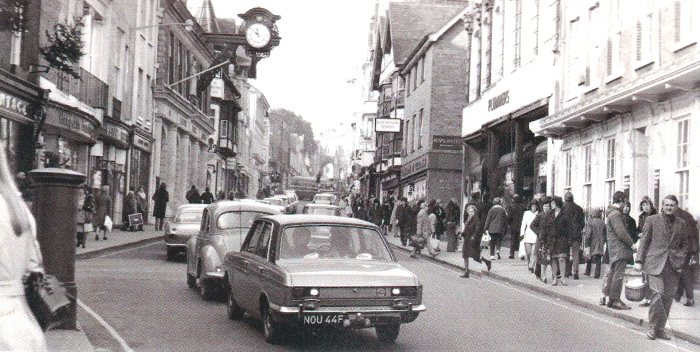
[388,2,465,66]
[195,0,221,33]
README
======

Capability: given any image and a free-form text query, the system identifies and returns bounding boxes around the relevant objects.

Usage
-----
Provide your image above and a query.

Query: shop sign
[0,91,29,121]
[488,90,509,111]
[101,121,129,145]
[375,118,401,133]
[133,134,152,153]
[432,135,461,150]
[402,155,428,176]
[46,106,97,141]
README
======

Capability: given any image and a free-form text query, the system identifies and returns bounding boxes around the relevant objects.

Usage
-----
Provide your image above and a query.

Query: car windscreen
[307,207,337,216]
[315,195,334,202]
[278,225,391,261]
[174,210,203,223]
[267,199,283,206]
[217,211,270,230]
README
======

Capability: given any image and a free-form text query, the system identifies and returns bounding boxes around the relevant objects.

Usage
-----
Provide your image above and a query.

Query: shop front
[93,117,130,226]
[0,71,42,175]
[40,103,98,176]
[401,152,461,203]
[130,130,153,209]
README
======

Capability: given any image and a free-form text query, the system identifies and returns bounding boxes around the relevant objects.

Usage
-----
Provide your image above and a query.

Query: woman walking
[152,183,169,231]
[549,196,569,286]
[93,185,112,240]
[637,196,657,306]
[76,186,94,248]
[0,144,47,350]
[520,200,539,271]
[460,204,492,277]
[531,196,552,283]
[583,208,606,278]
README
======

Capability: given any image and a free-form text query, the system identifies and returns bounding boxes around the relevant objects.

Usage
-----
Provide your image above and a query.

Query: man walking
[395,198,410,246]
[635,195,691,340]
[563,192,585,279]
[186,185,201,204]
[484,197,508,260]
[603,191,635,310]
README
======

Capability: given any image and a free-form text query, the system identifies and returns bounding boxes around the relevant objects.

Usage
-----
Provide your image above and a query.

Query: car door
[194,209,212,277]
[233,221,265,312]
[249,221,275,311]
[188,208,209,276]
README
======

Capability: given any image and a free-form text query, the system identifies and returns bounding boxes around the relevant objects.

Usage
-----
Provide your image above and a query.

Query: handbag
[24,273,72,331]
[410,236,427,249]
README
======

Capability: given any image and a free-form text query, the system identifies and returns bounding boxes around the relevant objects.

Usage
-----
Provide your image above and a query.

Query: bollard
[28,167,86,330]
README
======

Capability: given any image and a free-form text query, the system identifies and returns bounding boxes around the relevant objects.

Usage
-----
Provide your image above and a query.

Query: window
[410,116,415,152]
[406,72,411,96]
[412,67,417,90]
[255,223,273,259]
[605,138,616,204]
[636,1,653,63]
[674,1,696,45]
[583,184,592,211]
[676,118,690,209]
[244,221,264,254]
[417,109,423,149]
[531,0,540,57]
[569,17,583,87]
[513,0,522,68]
[564,150,572,189]
[607,0,621,77]
[587,4,600,85]
[419,58,425,83]
[583,144,592,211]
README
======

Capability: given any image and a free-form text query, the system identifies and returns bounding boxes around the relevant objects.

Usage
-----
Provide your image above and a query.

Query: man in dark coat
[507,194,526,259]
[484,197,509,260]
[201,187,215,204]
[445,198,461,252]
[186,185,201,204]
[396,198,410,246]
[603,191,634,310]
[563,192,586,279]
[636,195,691,340]
[675,207,698,306]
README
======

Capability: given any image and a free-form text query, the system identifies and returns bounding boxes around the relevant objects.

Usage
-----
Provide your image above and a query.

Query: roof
[262,214,378,228]
[204,200,283,215]
[387,2,465,66]
[305,204,339,209]
[176,203,208,211]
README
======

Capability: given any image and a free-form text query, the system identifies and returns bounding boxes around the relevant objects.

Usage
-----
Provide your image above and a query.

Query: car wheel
[186,273,197,289]
[200,279,216,301]
[375,323,400,343]
[166,247,176,261]
[262,304,282,344]
[227,288,244,320]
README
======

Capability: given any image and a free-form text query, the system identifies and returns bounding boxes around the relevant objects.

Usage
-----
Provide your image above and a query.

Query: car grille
[319,287,391,299]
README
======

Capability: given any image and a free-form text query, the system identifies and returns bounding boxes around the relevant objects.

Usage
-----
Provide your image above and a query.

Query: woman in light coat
[520,200,539,271]
[411,201,439,258]
[0,145,47,351]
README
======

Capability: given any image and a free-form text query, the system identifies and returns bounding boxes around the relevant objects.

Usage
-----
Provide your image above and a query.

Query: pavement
[385,234,700,346]
[45,226,700,350]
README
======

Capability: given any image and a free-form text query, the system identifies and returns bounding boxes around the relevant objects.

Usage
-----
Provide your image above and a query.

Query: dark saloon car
[223,215,425,344]
[186,200,283,300]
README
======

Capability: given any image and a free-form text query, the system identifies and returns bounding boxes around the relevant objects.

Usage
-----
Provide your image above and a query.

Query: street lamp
[130,18,194,32]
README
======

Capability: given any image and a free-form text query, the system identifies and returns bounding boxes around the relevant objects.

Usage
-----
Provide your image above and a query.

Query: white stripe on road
[404,252,694,352]
[95,242,160,258]
[76,299,134,352]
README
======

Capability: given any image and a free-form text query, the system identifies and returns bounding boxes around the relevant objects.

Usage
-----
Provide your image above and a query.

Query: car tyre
[227,288,244,320]
[166,247,176,261]
[375,323,401,343]
[200,279,216,301]
[186,273,197,289]
[262,304,282,344]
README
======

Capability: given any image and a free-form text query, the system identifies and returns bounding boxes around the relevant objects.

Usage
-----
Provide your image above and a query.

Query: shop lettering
[103,123,129,144]
[0,92,28,116]
[488,91,509,111]
[58,114,94,136]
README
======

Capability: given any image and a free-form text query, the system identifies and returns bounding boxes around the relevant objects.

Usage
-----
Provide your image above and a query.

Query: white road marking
[76,299,134,352]
[401,252,695,352]
[95,242,160,258]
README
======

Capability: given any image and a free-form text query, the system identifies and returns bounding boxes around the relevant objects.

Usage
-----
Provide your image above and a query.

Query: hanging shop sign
[375,118,402,133]
[133,133,153,153]
[44,104,97,143]
[100,119,130,148]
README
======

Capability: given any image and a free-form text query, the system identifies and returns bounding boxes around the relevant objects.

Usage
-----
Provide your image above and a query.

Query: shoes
[646,331,656,340]
[497,252,501,259]
[485,259,492,271]
[542,278,548,284]
[490,256,495,260]
[528,267,534,273]
[410,254,417,259]
[640,300,651,307]
[573,274,579,280]
[609,300,631,310]
[674,296,682,302]
[394,234,400,237]
[103,237,108,240]
[508,255,515,259]
[684,299,695,307]
[599,297,607,306]
[552,279,566,286]
[460,272,470,278]
[656,330,672,340]
[431,252,440,258]
[95,235,99,241]
[594,275,600,279]
[82,244,85,249]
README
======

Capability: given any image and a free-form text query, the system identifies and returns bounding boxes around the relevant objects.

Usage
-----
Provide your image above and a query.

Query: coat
[507,202,526,235]
[152,189,169,218]
[461,215,483,259]
[520,210,538,244]
[445,201,460,224]
[637,212,690,275]
[94,191,112,227]
[550,209,570,256]
[605,205,634,264]
[562,201,585,242]
[583,217,606,256]
[416,209,431,237]
[484,204,508,234]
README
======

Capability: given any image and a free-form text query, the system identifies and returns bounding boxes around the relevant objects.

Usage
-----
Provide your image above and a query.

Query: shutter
[606,38,613,76]
[636,20,642,61]
[674,1,681,43]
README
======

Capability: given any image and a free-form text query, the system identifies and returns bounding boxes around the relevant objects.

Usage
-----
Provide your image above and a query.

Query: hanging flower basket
[0,0,28,32]
[40,18,85,79]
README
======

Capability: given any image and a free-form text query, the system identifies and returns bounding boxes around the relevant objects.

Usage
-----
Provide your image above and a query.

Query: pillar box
[28,167,86,330]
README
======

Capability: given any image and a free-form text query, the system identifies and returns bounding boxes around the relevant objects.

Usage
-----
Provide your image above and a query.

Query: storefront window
[0,118,20,174]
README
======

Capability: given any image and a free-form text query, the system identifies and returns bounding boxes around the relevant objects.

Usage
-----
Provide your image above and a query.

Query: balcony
[52,67,109,109]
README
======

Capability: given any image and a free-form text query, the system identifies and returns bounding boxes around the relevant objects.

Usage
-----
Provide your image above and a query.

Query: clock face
[246,23,271,49]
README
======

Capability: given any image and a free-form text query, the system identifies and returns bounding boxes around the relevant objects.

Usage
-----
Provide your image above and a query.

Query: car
[302,203,341,216]
[186,200,283,300]
[284,191,298,205]
[312,193,337,205]
[272,195,295,214]
[164,204,207,261]
[222,215,425,344]
[262,197,287,213]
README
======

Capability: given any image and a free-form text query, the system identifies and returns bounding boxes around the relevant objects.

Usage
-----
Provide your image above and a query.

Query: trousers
[602,259,626,300]
[648,261,681,332]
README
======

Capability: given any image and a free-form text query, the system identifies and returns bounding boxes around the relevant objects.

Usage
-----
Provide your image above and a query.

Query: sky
[188,0,377,140]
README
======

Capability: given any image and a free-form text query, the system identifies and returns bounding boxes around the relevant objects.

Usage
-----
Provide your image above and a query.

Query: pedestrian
[484,197,508,260]
[548,196,570,286]
[122,186,139,231]
[227,191,235,200]
[94,185,112,240]
[396,197,411,245]
[622,201,638,242]
[507,194,526,259]
[217,189,226,201]
[530,196,553,283]
[412,201,439,258]
[636,195,692,340]
[602,191,634,310]
[201,187,214,204]
[582,208,606,279]
[432,199,446,241]
[152,183,169,231]
[369,199,383,229]
[381,199,392,236]
[445,198,460,252]
[137,186,148,226]
[674,207,698,307]
[0,144,47,350]
[460,204,492,277]
[520,200,539,271]
[76,186,94,248]
[338,196,347,217]
[637,196,657,307]
[186,185,201,204]
[563,192,585,279]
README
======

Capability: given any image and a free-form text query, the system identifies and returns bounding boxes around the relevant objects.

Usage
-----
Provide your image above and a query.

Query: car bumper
[269,303,425,326]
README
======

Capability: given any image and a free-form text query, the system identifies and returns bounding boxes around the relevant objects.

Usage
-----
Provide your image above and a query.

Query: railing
[53,67,109,109]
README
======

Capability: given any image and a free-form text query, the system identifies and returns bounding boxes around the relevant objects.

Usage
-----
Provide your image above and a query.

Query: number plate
[302,314,344,325]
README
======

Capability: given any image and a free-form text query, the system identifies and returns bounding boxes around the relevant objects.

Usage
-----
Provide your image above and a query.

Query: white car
[313,193,337,205]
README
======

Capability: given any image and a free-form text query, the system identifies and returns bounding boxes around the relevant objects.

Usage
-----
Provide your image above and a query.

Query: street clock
[245,22,271,49]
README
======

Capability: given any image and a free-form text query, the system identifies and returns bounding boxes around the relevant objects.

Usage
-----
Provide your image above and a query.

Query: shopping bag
[518,240,527,260]
[104,215,113,232]
[24,273,72,331]
[480,232,491,249]
[83,222,94,233]
[429,237,441,251]
[410,236,426,249]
